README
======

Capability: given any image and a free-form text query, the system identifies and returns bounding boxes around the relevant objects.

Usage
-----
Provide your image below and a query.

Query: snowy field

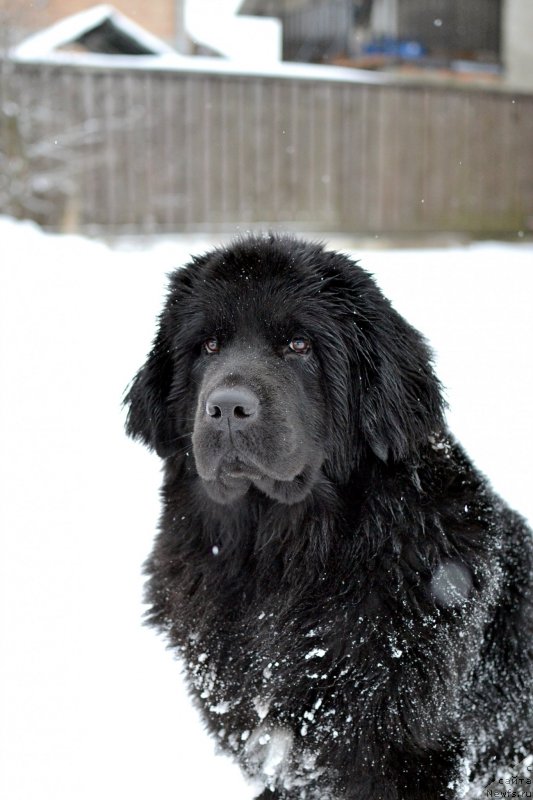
[1,216,532,800]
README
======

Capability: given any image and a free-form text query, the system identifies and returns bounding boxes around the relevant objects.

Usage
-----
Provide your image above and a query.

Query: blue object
[362,37,427,60]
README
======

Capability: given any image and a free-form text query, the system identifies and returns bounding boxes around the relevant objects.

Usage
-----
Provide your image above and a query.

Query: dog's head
[125,235,444,505]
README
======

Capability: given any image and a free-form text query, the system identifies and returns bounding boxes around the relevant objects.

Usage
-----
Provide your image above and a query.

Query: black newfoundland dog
[125,235,532,799]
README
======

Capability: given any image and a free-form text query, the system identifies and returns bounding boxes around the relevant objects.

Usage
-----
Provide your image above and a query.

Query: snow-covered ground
[1,217,532,800]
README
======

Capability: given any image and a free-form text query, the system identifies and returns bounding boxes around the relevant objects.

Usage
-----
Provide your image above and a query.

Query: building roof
[12,4,175,59]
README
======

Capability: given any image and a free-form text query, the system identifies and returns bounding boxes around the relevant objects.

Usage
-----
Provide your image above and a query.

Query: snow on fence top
[10,48,388,87]
[10,50,529,95]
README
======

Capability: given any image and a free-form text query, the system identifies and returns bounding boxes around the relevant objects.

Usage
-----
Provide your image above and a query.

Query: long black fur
[125,235,532,799]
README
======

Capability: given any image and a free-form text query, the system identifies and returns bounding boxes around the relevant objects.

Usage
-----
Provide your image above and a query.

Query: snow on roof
[12,4,175,59]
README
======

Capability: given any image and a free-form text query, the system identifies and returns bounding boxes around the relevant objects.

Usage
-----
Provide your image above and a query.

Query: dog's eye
[204,337,220,354]
[289,337,311,355]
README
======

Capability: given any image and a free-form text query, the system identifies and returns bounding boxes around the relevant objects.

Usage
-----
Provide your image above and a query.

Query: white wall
[503,0,533,90]
[186,0,281,63]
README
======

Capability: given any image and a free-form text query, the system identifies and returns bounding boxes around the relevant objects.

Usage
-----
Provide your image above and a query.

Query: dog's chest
[181,606,372,795]
[185,635,342,795]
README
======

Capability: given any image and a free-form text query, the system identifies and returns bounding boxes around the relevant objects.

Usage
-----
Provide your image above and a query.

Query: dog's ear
[359,303,445,464]
[124,267,199,458]
[124,323,177,458]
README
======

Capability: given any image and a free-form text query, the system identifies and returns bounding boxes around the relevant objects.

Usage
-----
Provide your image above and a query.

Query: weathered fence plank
[1,58,532,235]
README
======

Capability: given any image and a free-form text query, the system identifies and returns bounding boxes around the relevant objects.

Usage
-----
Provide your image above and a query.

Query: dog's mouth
[197,450,322,506]
[219,456,265,482]
[216,449,305,485]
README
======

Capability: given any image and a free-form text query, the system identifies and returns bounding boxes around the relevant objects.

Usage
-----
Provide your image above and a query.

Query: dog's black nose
[205,387,259,427]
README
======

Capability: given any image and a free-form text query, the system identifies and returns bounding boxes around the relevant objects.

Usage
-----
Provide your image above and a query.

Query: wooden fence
[1,57,533,235]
